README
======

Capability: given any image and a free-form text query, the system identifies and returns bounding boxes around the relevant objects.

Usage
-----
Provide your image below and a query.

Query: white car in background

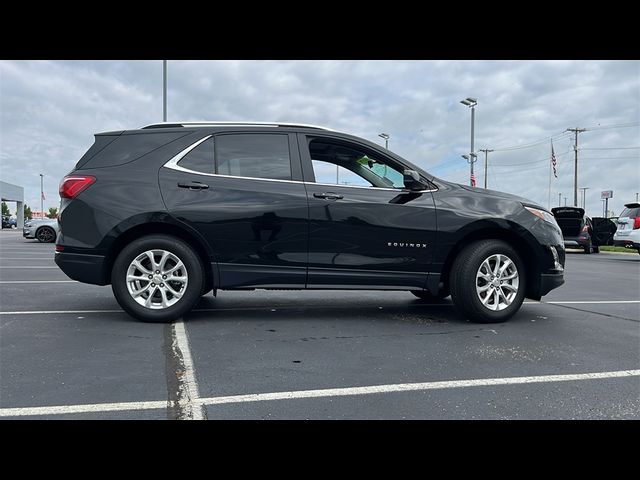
[23,218,59,243]
[613,202,640,254]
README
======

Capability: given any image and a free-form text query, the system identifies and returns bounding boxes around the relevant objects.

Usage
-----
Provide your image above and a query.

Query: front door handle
[313,192,343,200]
[178,181,209,190]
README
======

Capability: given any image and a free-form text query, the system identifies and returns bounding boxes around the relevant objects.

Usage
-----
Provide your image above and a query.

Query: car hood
[455,184,543,210]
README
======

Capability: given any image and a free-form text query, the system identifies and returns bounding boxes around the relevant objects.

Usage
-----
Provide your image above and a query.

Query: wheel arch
[438,222,543,300]
[103,217,216,289]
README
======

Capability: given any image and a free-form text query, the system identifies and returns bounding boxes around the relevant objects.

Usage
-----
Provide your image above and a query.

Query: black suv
[551,207,616,254]
[55,122,565,323]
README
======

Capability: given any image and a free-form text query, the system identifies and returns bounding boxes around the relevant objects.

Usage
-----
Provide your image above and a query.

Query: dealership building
[0,180,24,226]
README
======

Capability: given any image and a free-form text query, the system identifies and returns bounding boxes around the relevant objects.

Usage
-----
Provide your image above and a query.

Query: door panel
[591,217,617,246]
[159,132,309,288]
[298,134,437,289]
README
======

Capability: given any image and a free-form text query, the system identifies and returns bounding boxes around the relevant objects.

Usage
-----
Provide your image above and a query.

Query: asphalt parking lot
[1,230,638,420]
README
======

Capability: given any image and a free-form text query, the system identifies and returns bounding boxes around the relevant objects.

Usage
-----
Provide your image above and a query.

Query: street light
[460,97,478,186]
[378,133,389,149]
[39,173,44,220]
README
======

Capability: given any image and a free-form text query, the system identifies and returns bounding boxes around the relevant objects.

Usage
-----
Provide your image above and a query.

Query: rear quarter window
[78,131,189,169]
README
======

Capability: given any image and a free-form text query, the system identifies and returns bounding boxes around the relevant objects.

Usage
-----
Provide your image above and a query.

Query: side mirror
[403,169,427,191]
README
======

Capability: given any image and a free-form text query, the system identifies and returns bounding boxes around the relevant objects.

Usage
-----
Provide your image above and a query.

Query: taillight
[581,225,589,233]
[634,217,640,230]
[55,244,64,252]
[59,175,96,199]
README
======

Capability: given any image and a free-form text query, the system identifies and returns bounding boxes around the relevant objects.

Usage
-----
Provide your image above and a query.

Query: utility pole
[479,149,493,189]
[378,133,389,149]
[636,192,639,202]
[163,60,167,122]
[39,174,44,219]
[579,187,589,210]
[566,127,586,207]
[558,192,562,206]
[564,197,567,206]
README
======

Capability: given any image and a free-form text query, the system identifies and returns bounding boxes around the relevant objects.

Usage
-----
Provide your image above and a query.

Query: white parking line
[0,300,638,316]
[0,281,76,284]
[546,300,640,304]
[198,369,640,407]
[0,266,58,269]
[0,400,167,417]
[1,369,638,418]
[171,321,205,420]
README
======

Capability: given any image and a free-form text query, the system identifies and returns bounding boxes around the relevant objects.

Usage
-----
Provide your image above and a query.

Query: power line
[579,146,640,150]
[490,149,573,167]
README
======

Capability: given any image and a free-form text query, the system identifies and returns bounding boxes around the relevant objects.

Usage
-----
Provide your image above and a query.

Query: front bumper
[55,251,109,285]
[539,272,565,296]
[22,227,34,238]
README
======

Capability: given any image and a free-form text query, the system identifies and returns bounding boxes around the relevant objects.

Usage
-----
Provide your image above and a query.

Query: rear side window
[75,134,120,169]
[620,207,639,218]
[216,134,291,180]
[177,138,214,174]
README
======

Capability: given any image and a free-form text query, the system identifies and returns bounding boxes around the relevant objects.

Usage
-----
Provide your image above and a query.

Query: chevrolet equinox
[55,122,565,323]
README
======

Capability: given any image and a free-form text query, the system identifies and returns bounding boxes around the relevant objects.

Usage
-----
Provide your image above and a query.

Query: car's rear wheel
[36,226,56,243]
[111,234,204,323]
[450,240,526,323]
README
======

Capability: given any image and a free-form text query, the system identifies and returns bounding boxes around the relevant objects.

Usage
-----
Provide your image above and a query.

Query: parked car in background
[23,218,59,243]
[551,207,616,254]
[613,202,640,254]
[2,216,17,229]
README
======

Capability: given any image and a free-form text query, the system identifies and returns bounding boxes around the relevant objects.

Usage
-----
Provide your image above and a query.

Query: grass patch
[600,245,639,254]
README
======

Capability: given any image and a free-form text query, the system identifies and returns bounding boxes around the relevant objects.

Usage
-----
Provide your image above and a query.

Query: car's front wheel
[111,234,204,323]
[450,240,526,323]
[36,226,56,243]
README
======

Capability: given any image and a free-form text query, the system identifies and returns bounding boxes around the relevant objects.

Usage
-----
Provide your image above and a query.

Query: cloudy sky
[1,60,638,217]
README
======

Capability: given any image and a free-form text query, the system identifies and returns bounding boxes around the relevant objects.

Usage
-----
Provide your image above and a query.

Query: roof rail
[140,121,334,131]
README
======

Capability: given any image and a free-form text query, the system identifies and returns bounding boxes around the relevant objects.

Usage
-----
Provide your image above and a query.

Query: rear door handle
[313,192,343,200]
[178,181,209,190]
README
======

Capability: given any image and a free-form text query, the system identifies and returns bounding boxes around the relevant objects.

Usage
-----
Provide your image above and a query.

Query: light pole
[558,192,562,206]
[460,97,478,186]
[378,133,389,149]
[163,60,167,122]
[39,173,44,219]
[579,187,589,210]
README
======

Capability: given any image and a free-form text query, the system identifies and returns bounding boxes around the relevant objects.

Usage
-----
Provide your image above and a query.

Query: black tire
[592,246,600,253]
[450,239,526,324]
[36,226,56,243]
[583,243,592,254]
[411,290,449,302]
[111,234,204,323]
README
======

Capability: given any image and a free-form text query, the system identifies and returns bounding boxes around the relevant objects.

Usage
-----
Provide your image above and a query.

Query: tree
[24,204,32,220]
[47,207,59,219]
[1,201,9,217]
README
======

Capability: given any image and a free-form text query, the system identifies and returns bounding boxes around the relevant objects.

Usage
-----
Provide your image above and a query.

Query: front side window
[309,139,405,189]
[216,134,291,180]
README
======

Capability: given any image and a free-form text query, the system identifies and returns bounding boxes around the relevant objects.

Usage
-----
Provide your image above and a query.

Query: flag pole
[548,141,552,210]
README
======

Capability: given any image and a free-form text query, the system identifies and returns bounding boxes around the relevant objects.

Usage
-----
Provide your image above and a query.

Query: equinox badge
[387,242,428,248]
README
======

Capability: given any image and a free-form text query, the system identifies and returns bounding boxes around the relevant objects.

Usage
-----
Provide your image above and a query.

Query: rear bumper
[538,272,565,297]
[563,235,589,247]
[54,251,109,285]
[613,239,640,250]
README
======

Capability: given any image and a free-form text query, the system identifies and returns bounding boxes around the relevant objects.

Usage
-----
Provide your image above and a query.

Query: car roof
[139,121,338,131]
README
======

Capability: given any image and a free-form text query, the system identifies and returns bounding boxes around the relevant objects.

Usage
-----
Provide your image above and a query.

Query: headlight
[24,222,32,227]
[524,206,559,228]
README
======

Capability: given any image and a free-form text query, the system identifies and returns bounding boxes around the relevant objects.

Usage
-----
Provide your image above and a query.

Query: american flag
[41,191,46,201]
[551,140,558,178]
[470,172,476,187]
